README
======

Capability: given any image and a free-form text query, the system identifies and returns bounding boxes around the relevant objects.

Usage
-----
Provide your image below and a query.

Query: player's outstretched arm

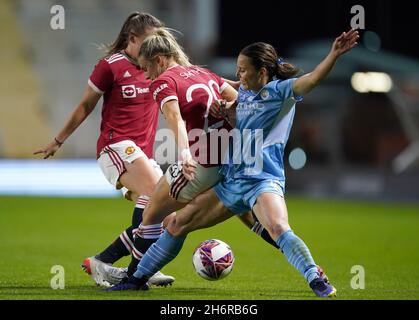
[34,86,101,159]
[293,29,359,97]
[162,100,197,181]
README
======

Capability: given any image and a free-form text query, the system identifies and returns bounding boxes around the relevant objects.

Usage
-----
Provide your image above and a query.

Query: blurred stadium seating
[0,0,53,158]
[2,0,218,159]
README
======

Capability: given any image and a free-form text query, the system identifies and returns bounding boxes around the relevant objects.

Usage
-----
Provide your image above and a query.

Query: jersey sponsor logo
[122,85,136,98]
[125,146,136,155]
[122,85,150,98]
[237,102,264,110]
[153,83,169,100]
[236,102,264,116]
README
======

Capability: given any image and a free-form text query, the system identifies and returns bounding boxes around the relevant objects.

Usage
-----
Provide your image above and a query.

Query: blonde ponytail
[139,28,192,67]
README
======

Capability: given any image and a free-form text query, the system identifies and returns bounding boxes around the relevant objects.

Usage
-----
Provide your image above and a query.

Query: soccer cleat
[82,257,127,287]
[106,275,149,292]
[148,271,175,287]
[309,278,337,298]
[82,257,109,287]
[317,265,330,284]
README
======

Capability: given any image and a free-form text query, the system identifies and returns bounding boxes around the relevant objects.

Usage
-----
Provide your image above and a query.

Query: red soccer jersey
[150,65,232,167]
[88,53,159,158]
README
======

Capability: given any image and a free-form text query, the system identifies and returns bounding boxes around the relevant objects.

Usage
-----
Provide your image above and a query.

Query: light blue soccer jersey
[220,78,302,183]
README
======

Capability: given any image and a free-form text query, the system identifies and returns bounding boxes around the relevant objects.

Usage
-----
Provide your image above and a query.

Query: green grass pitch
[0,196,418,300]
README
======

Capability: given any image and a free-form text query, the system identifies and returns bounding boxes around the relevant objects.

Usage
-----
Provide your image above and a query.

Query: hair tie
[277,58,285,65]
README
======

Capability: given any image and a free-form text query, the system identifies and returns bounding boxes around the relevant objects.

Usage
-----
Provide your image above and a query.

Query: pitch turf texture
[1,196,418,300]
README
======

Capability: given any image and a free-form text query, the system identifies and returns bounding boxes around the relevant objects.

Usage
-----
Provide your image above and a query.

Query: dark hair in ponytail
[240,42,300,81]
[105,12,164,55]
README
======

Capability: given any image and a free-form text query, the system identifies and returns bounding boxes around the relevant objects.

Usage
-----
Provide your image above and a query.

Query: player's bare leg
[118,157,161,197]
[84,159,176,287]
[122,176,185,284]
[168,189,234,237]
[252,193,336,297]
[236,211,283,248]
[106,189,235,291]
[252,193,290,241]
[141,176,186,225]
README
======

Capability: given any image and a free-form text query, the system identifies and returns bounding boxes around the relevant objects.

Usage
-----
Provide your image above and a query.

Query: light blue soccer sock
[276,230,320,284]
[134,229,186,279]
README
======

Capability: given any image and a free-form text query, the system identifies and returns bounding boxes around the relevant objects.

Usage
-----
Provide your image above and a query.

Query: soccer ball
[192,239,234,281]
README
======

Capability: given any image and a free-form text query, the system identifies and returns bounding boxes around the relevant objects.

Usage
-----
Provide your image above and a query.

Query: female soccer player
[109,29,359,297]
[34,12,174,287]
[95,28,302,282]
[113,28,301,279]
[119,28,238,276]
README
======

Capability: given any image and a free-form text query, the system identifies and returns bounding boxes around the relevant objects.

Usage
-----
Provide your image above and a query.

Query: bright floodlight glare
[289,148,307,170]
[351,72,393,93]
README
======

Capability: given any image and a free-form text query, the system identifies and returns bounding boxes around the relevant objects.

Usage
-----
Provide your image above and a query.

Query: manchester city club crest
[261,89,270,100]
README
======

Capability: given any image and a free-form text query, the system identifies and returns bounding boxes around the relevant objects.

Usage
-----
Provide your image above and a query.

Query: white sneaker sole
[148,272,175,287]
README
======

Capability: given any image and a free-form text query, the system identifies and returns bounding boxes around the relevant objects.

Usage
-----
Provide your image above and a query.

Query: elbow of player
[305,77,322,94]
[166,112,183,126]
[81,101,95,115]
[308,75,322,87]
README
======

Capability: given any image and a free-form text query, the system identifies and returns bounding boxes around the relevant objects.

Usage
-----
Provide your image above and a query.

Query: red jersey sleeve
[214,72,228,94]
[88,59,114,94]
[150,77,178,111]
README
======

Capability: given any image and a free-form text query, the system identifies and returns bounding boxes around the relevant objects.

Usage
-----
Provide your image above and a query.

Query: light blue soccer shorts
[214,177,285,215]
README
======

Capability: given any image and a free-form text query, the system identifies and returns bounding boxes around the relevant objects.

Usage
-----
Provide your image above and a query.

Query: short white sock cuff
[135,195,150,209]
[138,223,164,239]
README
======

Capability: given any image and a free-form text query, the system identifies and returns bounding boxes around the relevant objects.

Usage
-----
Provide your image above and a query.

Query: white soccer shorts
[165,162,221,203]
[98,140,163,189]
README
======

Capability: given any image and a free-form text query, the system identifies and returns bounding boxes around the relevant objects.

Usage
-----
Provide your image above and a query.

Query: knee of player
[141,184,157,197]
[167,217,192,237]
[267,222,291,240]
[162,212,176,229]
[129,191,139,201]
[170,224,192,237]
[130,180,157,198]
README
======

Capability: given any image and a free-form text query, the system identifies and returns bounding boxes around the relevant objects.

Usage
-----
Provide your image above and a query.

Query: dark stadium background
[218,0,419,59]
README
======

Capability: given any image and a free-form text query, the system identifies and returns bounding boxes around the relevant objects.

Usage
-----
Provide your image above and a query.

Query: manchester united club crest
[125,146,135,155]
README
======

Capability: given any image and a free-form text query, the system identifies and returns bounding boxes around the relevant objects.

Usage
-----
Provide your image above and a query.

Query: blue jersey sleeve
[275,78,303,102]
